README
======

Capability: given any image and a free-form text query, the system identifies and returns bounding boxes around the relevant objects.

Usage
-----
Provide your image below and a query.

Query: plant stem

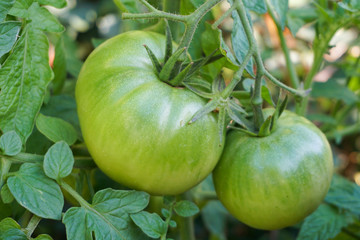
[122,11,188,22]
[160,205,174,240]
[235,0,264,127]
[60,180,91,208]
[0,158,11,189]
[325,123,360,141]
[1,152,96,168]
[266,0,299,89]
[85,169,95,199]
[24,215,41,238]
[179,192,196,240]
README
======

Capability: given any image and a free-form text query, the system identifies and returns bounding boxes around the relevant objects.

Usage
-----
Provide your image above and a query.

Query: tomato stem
[24,215,42,238]
[0,158,11,189]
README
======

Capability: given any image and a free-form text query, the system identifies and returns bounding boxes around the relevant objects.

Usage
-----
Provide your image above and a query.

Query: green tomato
[76,31,223,195]
[213,109,333,230]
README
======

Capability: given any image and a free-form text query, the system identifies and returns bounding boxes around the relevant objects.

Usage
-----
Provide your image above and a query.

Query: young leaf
[229,2,255,77]
[36,113,78,145]
[28,2,64,32]
[0,131,22,156]
[0,21,21,59]
[0,0,15,21]
[8,0,32,18]
[325,175,360,215]
[43,141,74,181]
[169,220,176,228]
[269,0,289,30]
[0,24,54,143]
[63,189,150,240]
[0,184,14,204]
[297,204,355,240]
[52,34,67,94]
[243,0,267,14]
[0,217,21,232]
[174,200,199,217]
[201,201,228,240]
[161,208,170,218]
[0,228,27,240]
[130,211,167,239]
[37,0,67,8]
[34,234,54,240]
[7,163,64,220]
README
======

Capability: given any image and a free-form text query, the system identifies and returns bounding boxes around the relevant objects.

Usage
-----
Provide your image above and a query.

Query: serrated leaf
[63,189,150,240]
[0,21,21,60]
[0,131,22,156]
[28,2,64,32]
[261,85,274,106]
[161,208,170,218]
[201,23,239,73]
[1,184,14,204]
[169,220,176,228]
[37,0,67,8]
[43,141,74,180]
[0,0,15,21]
[52,35,66,94]
[311,80,359,105]
[229,2,255,76]
[269,0,288,30]
[286,13,305,36]
[1,228,27,240]
[7,163,64,220]
[0,24,53,143]
[325,175,360,215]
[34,234,53,240]
[36,113,77,145]
[297,204,355,240]
[244,0,267,14]
[0,217,21,232]
[201,201,227,240]
[174,200,199,217]
[8,0,32,18]
[130,211,167,239]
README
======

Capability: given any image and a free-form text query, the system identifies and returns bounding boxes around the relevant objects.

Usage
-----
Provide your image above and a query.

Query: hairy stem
[60,180,91,208]
[25,215,41,238]
[0,158,11,189]
[266,0,299,89]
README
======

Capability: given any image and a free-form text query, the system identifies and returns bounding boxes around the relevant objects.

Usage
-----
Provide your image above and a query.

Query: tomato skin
[213,109,333,230]
[76,31,223,195]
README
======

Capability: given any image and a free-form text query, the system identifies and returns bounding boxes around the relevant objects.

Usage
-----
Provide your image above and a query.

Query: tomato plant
[76,31,223,195]
[213,109,334,230]
[0,0,359,239]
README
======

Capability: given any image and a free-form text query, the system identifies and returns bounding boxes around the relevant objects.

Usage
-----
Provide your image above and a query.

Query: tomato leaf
[297,204,355,240]
[243,0,267,14]
[201,201,228,240]
[8,0,32,18]
[325,174,360,215]
[7,163,64,220]
[43,141,74,181]
[0,184,14,204]
[311,80,359,105]
[28,2,64,32]
[174,200,199,217]
[63,189,150,240]
[229,1,255,77]
[286,13,305,36]
[0,24,53,143]
[37,0,67,8]
[1,228,27,240]
[0,217,21,232]
[34,234,54,240]
[268,0,288,30]
[0,21,21,60]
[0,0,15,21]
[130,211,167,238]
[36,113,77,145]
[0,131,22,156]
[52,34,67,94]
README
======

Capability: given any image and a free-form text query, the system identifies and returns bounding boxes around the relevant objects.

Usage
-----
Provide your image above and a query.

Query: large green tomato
[213,109,333,230]
[76,31,223,195]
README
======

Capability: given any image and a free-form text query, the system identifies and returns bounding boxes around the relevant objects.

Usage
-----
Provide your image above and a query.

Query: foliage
[0,0,359,239]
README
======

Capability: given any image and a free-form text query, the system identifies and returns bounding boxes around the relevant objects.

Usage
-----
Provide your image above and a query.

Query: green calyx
[145,22,222,87]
